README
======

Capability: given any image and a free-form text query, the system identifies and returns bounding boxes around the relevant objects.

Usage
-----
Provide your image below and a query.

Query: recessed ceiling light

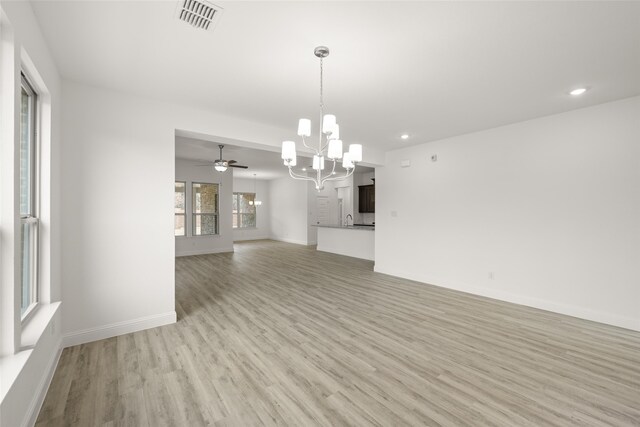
[302,167,307,171]
[570,87,588,96]
[400,134,409,140]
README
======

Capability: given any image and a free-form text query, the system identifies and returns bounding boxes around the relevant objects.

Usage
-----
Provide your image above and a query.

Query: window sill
[21,301,60,349]
[1,302,60,402]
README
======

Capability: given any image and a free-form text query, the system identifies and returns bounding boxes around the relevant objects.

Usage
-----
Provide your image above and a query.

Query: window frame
[174,181,186,237]
[232,192,257,229]
[192,182,219,236]
[19,71,40,322]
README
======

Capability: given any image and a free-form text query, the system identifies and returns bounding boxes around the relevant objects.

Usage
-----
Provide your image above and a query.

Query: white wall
[376,96,640,331]
[60,77,303,345]
[0,2,62,426]
[175,158,234,255]
[61,82,176,343]
[232,177,270,241]
[269,177,310,245]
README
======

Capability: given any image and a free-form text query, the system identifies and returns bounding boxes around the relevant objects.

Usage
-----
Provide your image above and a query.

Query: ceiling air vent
[176,0,223,31]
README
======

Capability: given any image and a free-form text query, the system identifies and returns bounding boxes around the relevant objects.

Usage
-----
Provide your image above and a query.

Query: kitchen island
[315,225,375,261]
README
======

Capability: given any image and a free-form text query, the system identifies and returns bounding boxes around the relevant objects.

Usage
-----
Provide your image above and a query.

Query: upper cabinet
[358,184,375,213]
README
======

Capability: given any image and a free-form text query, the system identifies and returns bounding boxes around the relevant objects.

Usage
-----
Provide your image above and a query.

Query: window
[192,183,218,236]
[20,73,39,318]
[232,192,256,228]
[175,182,186,236]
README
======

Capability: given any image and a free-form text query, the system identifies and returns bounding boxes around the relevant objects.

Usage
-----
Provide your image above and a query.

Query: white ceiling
[31,1,640,152]
[176,136,299,179]
[175,136,373,180]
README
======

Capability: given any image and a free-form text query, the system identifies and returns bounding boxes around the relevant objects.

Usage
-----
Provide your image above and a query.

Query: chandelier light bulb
[281,140,296,160]
[322,114,336,134]
[327,139,343,160]
[342,152,354,170]
[348,144,362,163]
[312,155,325,170]
[284,154,297,167]
[297,118,311,137]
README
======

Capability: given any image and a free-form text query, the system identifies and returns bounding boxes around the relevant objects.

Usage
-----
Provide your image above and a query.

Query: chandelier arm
[317,159,337,183]
[321,166,355,184]
[300,135,315,152]
[288,167,316,182]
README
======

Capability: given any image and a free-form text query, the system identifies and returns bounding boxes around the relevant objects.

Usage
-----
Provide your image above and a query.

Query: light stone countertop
[313,224,375,231]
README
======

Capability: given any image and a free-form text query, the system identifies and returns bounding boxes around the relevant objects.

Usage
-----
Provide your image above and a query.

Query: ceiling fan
[197,144,248,172]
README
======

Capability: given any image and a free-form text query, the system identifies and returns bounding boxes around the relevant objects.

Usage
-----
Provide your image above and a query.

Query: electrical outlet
[488,272,495,280]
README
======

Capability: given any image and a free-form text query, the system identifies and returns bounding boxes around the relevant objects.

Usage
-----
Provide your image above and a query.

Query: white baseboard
[233,235,270,242]
[62,311,177,348]
[176,247,234,257]
[22,338,62,427]
[269,236,309,246]
[374,265,640,332]
[317,246,374,261]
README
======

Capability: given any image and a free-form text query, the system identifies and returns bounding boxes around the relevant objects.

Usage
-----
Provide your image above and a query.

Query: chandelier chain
[318,57,324,150]
[319,57,324,110]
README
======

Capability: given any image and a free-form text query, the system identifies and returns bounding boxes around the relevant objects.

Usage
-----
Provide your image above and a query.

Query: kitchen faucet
[345,214,353,226]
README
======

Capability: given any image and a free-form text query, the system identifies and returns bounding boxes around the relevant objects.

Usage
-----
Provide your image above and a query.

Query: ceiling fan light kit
[281,46,363,191]
[211,145,248,172]
[214,160,228,172]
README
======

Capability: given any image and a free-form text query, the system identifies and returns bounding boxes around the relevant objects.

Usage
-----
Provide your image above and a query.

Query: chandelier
[281,46,362,191]
[248,174,262,206]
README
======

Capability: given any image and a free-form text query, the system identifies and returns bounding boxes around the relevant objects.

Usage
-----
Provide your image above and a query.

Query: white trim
[317,246,374,261]
[21,338,61,427]
[233,235,270,242]
[20,302,60,349]
[269,237,309,246]
[373,265,640,332]
[175,247,234,257]
[62,311,177,348]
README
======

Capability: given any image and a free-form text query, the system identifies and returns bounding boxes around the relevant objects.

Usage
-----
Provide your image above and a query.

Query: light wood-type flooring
[37,240,640,426]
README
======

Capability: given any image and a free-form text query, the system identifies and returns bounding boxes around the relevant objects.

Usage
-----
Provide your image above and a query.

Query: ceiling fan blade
[229,164,248,169]
[228,160,238,164]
